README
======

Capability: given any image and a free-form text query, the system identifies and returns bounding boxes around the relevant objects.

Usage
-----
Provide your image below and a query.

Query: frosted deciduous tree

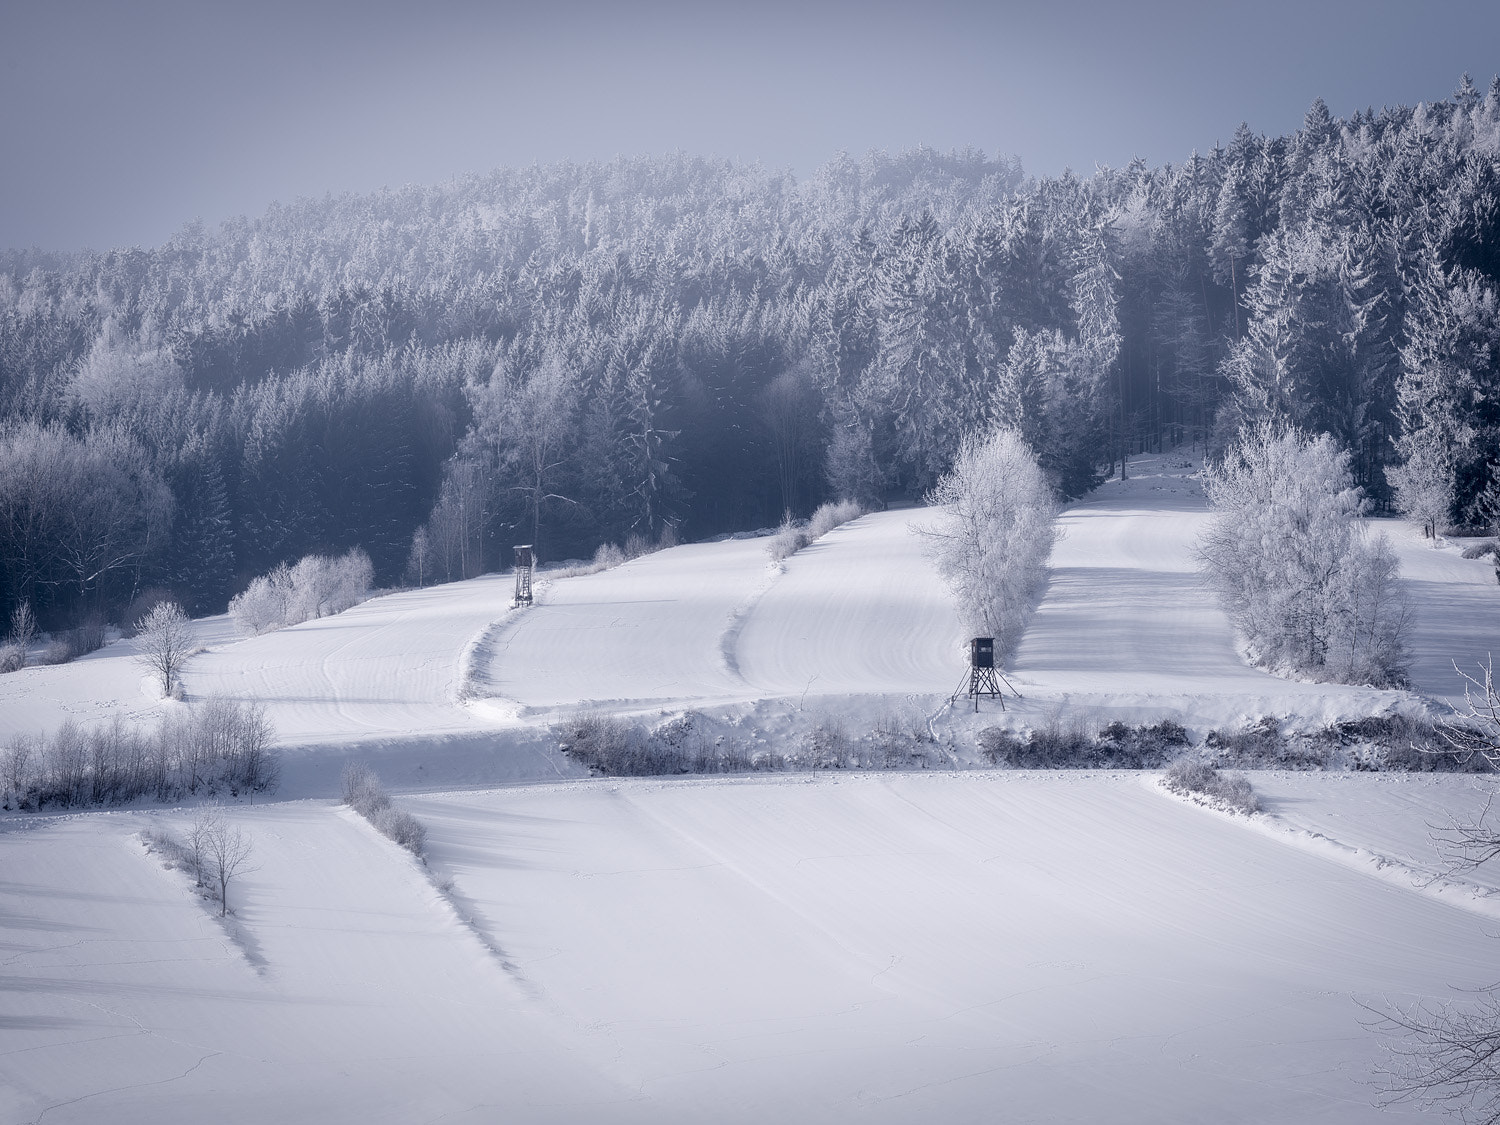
[192,806,253,917]
[135,600,194,697]
[921,427,1058,657]
[1199,423,1409,686]
[1387,426,1455,541]
[405,526,430,587]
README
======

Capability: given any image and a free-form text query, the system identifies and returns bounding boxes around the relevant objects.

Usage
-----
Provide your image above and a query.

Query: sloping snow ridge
[6,449,1500,1122]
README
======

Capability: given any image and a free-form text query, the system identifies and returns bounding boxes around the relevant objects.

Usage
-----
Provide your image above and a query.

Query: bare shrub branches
[1373,992,1500,1125]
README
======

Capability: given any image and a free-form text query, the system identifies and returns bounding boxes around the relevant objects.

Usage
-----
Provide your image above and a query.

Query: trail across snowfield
[4,771,1497,1124]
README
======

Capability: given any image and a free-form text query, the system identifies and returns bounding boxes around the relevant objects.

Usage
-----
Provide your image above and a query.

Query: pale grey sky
[2,0,1497,250]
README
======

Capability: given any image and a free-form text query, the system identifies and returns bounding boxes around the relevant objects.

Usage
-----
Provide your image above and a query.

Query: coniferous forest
[3,77,1500,630]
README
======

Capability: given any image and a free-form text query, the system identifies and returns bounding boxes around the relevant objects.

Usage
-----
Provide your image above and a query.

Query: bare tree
[134,600,195,697]
[1372,658,1500,1120]
[405,526,430,587]
[9,601,36,651]
[192,807,254,917]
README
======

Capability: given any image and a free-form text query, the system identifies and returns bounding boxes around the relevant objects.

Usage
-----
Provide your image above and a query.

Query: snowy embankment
[3,770,1497,1124]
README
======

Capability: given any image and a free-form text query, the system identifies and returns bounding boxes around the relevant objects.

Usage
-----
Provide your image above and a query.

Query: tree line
[2,78,1499,630]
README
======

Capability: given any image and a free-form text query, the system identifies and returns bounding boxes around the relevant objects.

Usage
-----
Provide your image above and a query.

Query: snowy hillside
[3,452,1497,787]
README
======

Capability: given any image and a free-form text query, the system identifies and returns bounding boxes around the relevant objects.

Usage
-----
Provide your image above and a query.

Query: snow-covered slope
[4,772,1496,1124]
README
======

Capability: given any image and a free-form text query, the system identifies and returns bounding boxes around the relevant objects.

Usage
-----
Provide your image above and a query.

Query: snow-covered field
[5,771,1500,1124]
[4,451,1500,1122]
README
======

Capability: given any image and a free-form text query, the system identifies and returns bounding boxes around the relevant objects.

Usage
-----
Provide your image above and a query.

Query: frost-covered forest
[3,78,1500,629]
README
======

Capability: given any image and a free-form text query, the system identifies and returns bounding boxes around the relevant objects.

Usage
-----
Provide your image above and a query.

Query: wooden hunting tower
[956,636,1014,712]
[513,544,534,607]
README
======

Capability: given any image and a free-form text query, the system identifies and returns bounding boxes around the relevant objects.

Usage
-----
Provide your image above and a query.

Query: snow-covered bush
[340,763,426,858]
[921,426,1057,655]
[0,642,23,674]
[807,499,862,540]
[38,638,73,665]
[766,516,809,563]
[230,548,373,635]
[766,500,864,564]
[1163,760,1260,815]
[1199,424,1409,687]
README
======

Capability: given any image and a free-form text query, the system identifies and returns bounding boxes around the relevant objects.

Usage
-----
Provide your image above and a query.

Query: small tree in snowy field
[405,526,430,588]
[1200,423,1409,686]
[1386,428,1454,543]
[134,600,195,697]
[192,806,253,917]
[920,427,1058,658]
[9,601,36,651]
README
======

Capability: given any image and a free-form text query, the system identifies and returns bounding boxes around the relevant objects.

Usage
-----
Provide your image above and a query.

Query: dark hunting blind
[513,544,534,607]
[953,635,1018,712]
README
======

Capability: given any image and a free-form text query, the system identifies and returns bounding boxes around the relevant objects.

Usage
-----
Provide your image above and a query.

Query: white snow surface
[5,771,1500,1123]
[5,450,1500,1121]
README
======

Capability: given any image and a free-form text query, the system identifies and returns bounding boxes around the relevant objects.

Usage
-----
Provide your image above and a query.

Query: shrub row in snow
[229,548,373,635]
[921,427,1056,659]
[1204,714,1485,773]
[977,719,1191,769]
[1199,424,1409,688]
[550,526,678,579]
[766,499,864,563]
[1163,760,1261,815]
[557,710,948,777]
[2,698,278,811]
[341,764,427,857]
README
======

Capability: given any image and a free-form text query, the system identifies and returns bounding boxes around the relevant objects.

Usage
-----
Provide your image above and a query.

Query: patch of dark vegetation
[978,719,1190,769]
[1163,760,1261,815]
[556,710,948,777]
[1205,714,1490,772]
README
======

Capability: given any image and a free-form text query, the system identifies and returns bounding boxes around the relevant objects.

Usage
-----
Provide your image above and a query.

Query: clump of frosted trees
[2,697,277,810]
[229,548,373,635]
[921,427,1057,657]
[1199,424,1409,687]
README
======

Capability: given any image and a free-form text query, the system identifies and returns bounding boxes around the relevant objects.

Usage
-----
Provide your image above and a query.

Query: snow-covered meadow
[4,452,1500,1122]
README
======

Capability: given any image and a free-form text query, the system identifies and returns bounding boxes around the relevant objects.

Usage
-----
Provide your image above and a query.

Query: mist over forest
[3,76,1500,631]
